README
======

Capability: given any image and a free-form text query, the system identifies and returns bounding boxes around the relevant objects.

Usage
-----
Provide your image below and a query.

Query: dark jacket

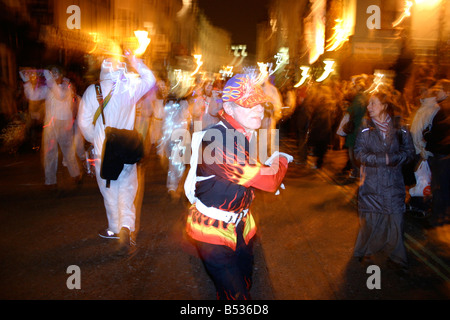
[344,92,368,148]
[354,116,415,215]
[423,99,450,156]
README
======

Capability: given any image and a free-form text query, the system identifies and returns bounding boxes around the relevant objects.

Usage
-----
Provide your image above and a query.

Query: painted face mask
[222,74,267,108]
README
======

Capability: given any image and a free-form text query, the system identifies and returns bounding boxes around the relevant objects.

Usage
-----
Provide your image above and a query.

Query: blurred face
[204,82,213,97]
[224,102,265,131]
[50,68,62,81]
[103,58,125,72]
[157,80,168,97]
[29,71,38,84]
[367,96,387,122]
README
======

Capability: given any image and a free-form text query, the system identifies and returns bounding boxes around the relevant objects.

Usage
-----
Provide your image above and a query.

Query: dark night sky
[197,0,270,56]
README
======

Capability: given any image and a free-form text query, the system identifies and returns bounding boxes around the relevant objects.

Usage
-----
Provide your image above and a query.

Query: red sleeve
[243,157,288,192]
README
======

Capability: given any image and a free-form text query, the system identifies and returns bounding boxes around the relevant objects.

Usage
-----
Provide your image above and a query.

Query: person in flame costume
[185,74,292,300]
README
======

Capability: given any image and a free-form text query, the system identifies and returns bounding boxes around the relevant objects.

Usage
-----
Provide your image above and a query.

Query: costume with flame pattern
[184,74,291,300]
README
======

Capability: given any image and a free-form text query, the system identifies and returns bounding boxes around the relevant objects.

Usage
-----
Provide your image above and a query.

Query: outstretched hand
[124,49,138,71]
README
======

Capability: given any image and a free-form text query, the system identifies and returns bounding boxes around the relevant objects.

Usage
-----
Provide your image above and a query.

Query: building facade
[257,0,450,87]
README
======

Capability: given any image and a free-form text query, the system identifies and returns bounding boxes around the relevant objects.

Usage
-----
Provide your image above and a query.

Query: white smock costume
[78,59,155,235]
[42,70,80,185]
[158,99,190,192]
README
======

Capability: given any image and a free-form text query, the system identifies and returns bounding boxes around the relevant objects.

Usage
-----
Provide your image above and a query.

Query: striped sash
[93,82,116,125]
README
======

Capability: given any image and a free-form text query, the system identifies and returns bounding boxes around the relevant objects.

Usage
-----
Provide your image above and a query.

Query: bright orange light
[392,1,413,27]
[367,73,385,93]
[307,0,326,64]
[414,0,441,8]
[190,55,203,76]
[134,30,151,56]
[326,19,351,52]
[88,32,99,54]
[294,66,310,87]
[316,60,335,82]
[177,0,192,17]
[220,66,234,79]
[255,62,269,85]
[310,20,325,64]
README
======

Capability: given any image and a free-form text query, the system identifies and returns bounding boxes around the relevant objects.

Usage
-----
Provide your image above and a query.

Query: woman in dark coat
[353,87,415,269]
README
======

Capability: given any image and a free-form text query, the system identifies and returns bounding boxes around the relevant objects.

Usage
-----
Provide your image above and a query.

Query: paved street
[1,136,450,302]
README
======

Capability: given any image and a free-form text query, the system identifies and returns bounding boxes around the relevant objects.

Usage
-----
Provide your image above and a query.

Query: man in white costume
[42,66,81,188]
[78,51,155,255]
[20,69,46,151]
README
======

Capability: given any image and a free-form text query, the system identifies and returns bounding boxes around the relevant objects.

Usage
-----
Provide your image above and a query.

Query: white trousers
[73,121,86,161]
[43,119,80,185]
[95,162,138,234]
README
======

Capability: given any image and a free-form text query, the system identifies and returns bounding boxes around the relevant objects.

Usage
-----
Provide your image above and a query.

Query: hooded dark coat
[354,116,415,215]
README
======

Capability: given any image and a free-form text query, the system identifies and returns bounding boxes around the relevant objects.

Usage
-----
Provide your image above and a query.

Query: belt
[195,199,248,224]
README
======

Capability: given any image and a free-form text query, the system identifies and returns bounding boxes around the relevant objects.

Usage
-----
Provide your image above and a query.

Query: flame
[294,66,311,87]
[316,60,335,82]
[134,30,151,56]
[190,54,203,77]
[326,19,351,52]
[272,47,289,74]
[88,32,99,54]
[255,62,269,85]
[392,1,413,27]
[366,73,385,93]
[220,66,234,79]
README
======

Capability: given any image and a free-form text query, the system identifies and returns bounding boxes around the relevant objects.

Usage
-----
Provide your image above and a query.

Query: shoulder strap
[93,83,105,125]
[93,83,114,125]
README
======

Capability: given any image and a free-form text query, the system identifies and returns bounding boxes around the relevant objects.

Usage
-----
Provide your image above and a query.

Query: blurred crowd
[276,64,449,230]
[1,59,449,231]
